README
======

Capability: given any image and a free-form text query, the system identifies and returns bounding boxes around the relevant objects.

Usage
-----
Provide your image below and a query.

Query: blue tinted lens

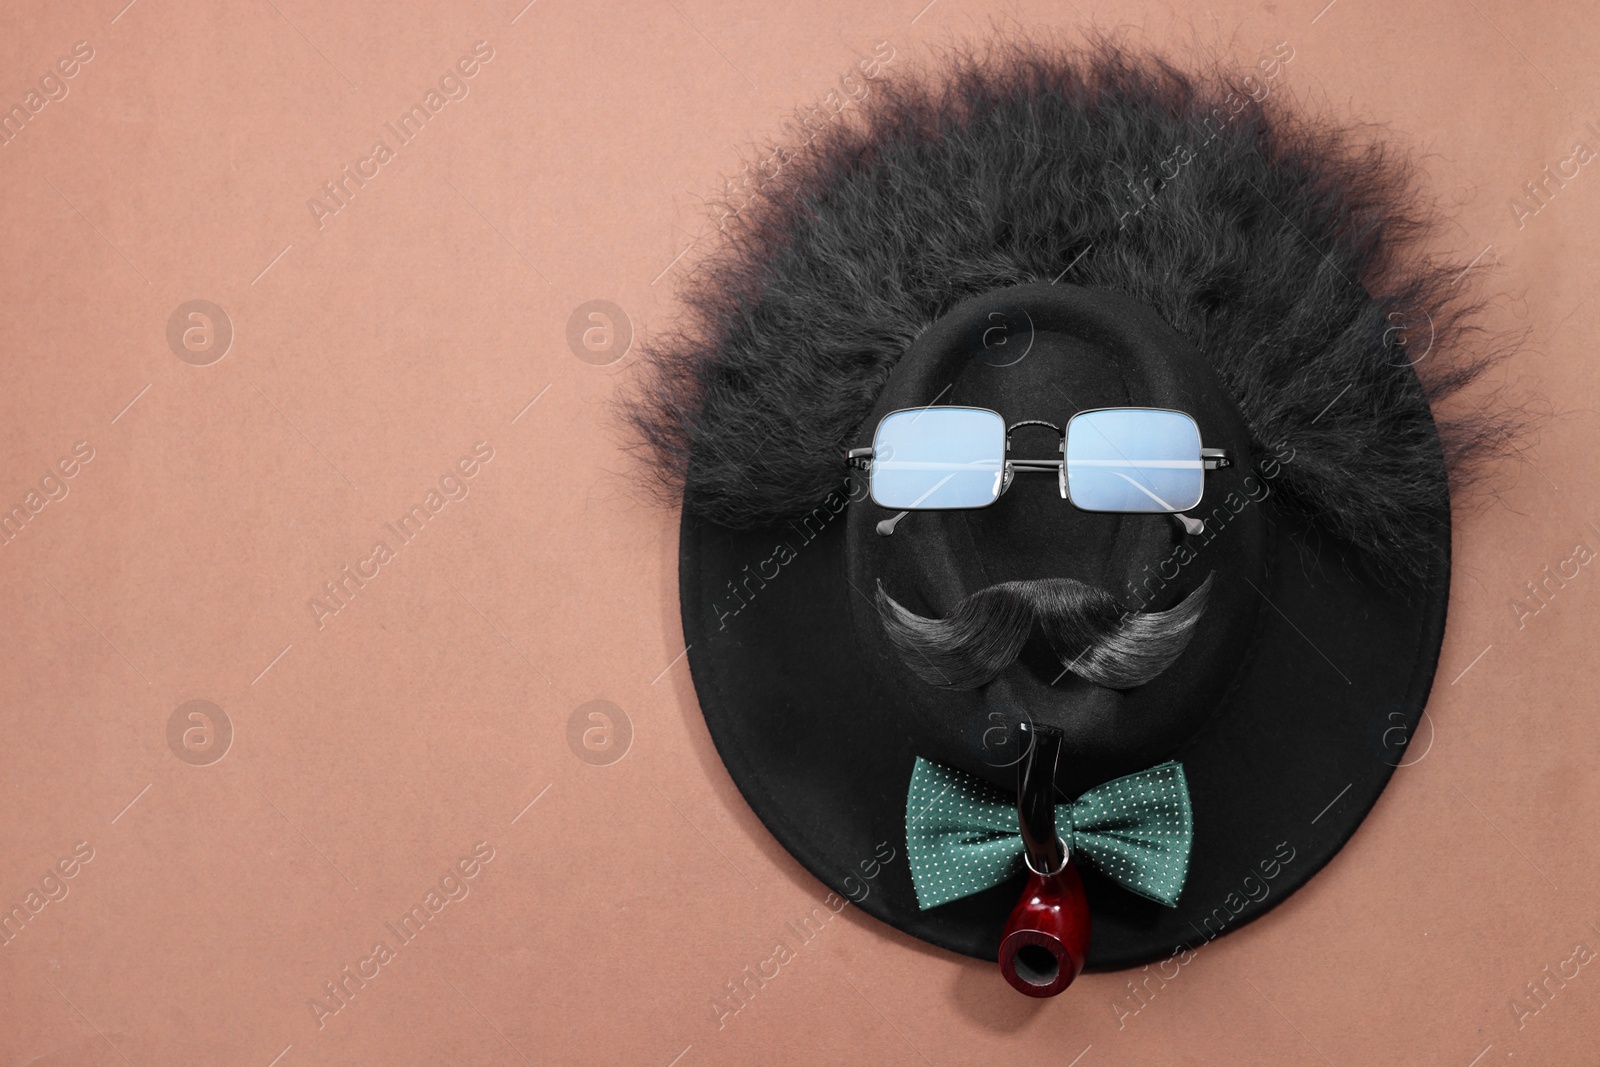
[1065,409,1203,512]
[871,408,1006,509]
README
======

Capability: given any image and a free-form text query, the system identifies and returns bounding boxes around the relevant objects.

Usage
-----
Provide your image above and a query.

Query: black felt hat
[629,39,1507,968]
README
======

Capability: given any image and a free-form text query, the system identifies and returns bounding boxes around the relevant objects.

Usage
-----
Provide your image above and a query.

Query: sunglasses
[846,406,1231,535]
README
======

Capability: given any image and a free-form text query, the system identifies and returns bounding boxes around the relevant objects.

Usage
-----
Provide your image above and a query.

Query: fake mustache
[875,573,1212,690]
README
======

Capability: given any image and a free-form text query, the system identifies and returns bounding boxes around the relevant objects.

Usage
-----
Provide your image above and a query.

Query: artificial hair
[623,33,1519,583]
[876,573,1213,690]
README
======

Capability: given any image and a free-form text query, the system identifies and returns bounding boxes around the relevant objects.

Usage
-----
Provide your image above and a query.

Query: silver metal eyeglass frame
[844,405,1232,537]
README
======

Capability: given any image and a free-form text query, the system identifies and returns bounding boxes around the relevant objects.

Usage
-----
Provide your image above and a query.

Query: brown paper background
[0,1,1595,1064]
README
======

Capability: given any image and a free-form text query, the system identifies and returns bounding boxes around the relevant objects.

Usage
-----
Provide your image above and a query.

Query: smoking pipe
[997,721,1091,997]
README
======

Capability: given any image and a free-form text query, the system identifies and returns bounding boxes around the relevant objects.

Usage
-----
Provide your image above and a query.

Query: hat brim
[679,492,1447,969]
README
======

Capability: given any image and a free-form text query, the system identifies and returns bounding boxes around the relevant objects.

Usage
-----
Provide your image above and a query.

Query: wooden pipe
[998,860,1091,997]
[997,722,1091,997]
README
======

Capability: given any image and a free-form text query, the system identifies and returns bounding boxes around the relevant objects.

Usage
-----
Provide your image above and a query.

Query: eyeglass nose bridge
[1002,420,1066,499]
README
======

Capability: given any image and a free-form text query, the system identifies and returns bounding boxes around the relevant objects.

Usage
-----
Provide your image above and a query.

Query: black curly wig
[624,34,1517,583]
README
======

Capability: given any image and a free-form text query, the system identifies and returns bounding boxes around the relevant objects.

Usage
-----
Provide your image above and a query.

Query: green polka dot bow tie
[905,757,1193,910]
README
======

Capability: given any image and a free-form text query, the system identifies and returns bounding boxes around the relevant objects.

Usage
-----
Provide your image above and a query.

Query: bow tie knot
[905,757,1193,910]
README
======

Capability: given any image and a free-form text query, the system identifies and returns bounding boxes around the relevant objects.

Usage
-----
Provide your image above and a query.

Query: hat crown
[845,283,1270,795]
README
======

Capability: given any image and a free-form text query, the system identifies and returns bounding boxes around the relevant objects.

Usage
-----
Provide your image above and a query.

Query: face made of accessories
[851,388,1248,790]
[845,325,1262,793]
[860,406,1221,699]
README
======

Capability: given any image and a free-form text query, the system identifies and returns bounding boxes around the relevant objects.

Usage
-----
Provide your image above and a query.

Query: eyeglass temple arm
[845,449,912,533]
